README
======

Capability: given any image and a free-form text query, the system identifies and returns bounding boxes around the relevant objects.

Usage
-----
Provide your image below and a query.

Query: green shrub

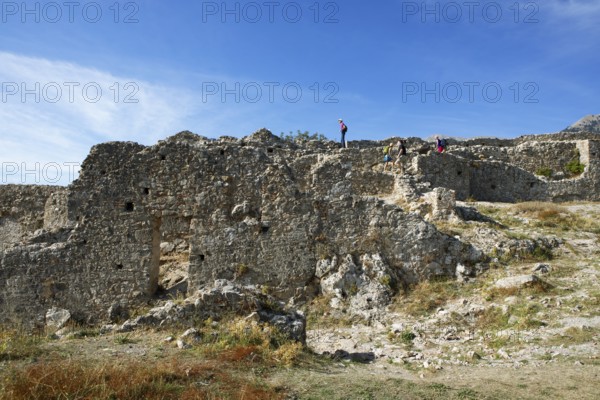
[399,330,416,345]
[280,130,327,142]
[565,159,585,175]
[535,167,552,177]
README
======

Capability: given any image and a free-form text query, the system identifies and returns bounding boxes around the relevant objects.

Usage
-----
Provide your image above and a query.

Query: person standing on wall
[339,119,348,148]
[383,141,395,172]
[394,139,407,173]
[436,135,447,154]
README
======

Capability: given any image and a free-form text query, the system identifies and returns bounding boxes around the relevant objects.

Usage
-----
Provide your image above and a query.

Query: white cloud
[544,0,600,29]
[0,51,353,186]
[0,51,197,185]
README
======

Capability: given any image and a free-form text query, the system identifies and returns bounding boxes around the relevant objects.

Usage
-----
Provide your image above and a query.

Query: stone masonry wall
[0,185,66,251]
[0,130,598,327]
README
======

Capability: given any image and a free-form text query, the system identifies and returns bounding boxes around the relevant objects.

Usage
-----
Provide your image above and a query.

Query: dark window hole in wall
[220,150,225,156]
[530,183,535,188]
[143,188,150,195]
[261,226,270,234]
[100,170,106,175]
[457,171,462,176]
[160,155,166,161]
[125,202,134,212]
[491,184,497,190]
[267,148,274,153]
[199,254,205,261]
[116,264,124,270]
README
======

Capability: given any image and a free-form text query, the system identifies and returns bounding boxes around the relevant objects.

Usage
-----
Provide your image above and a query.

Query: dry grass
[392,280,468,317]
[0,357,285,400]
[513,201,565,216]
[484,279,551,302]
[510,202,600,233]
[0,328,44,361]
[477,301,544,332]
[304,295,363,329]
[0,317,306,399]
[193,318,304,366]
[546,327,598,346]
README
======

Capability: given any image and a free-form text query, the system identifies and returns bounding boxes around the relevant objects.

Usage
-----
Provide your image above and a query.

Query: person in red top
[338,119,348,148]
[436,135,446,154]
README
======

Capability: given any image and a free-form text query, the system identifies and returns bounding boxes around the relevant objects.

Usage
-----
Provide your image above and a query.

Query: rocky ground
[2,201,599,399]
[285,201,600,399]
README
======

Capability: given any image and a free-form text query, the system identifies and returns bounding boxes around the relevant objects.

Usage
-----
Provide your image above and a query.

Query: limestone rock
[118,280,306,343]
[319,253,395,318]
[422,187,459,221]
[45,307,71,329]
[533,263,551,274]
[180,328,201,343]
[494,275,541,289]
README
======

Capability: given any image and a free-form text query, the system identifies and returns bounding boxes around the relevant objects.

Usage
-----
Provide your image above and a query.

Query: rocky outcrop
[563,114,600,133]
[112,280,306,343]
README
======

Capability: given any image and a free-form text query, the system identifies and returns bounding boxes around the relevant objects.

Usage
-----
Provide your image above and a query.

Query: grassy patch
[477,202,600,235]
[0,318,307,399]
[511,202,600,233]
[195,318,303,365]
[476,306,509,331]
[535,167,552,177]
[274,373,493,400]
[476,301,546,345]
[305,295,363,329]
[69,328,101,339]
[546,326,597,346]
[0,328,44,361]
[388,329,417,347]
[114,333,138,345]
[392,279,470,317]
[484,280,551,302]
[0,357,285,400]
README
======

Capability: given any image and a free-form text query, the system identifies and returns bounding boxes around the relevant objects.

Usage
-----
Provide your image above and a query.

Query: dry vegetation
[481,201,600,234]
[0,318,305,400]
[1,357,284,400]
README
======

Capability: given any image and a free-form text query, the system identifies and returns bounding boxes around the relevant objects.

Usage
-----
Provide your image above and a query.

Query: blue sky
[1,0,599,184]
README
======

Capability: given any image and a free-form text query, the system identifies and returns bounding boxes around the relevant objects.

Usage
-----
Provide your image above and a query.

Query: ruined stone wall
[1,130,599,327]
[0,131,484,326]
[449,141,583,176]
[506,141,581,175]
[582,140,600,179]
[414,137,599,202]
[411,154,472,200]
[469,161,545,202]
[0,185,65,250]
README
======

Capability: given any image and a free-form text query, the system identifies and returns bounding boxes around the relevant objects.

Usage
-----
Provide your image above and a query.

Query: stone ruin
[0,129,598,328]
